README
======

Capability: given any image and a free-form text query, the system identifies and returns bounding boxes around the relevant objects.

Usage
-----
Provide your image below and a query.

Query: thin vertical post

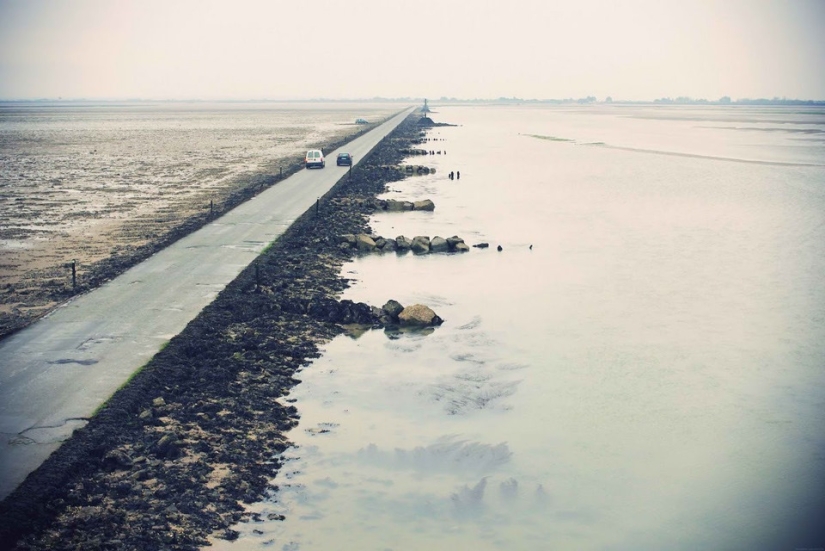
[71,260,76,292]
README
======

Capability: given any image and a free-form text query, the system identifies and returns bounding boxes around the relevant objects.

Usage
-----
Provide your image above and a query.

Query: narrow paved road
[0,107,415,499]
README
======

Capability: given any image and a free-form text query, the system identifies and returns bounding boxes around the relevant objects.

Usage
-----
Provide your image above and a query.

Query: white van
[305,149,325,169]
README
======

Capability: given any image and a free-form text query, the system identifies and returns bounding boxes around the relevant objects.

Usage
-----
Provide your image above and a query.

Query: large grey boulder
[398,304,443,327]
[382,299,404,320]
[454,242,470,253]
[340,234,357,246]
[446,236,464,250]
[413,199,435,211]
[395,235,411,250]
[355,234,377,252]
[430,236,449,253]
[410,236,431,254]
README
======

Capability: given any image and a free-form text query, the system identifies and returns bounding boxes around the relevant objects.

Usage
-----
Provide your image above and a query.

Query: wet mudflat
[0,102,399,338]
[0,113,426,550]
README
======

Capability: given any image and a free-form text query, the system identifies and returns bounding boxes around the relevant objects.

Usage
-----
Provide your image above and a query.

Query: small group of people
[449,170,460,180]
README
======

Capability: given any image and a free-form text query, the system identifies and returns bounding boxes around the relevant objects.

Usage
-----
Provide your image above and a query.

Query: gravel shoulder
[0,114,427,550]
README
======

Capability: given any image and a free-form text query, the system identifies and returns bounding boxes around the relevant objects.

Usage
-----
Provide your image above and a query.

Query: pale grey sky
[1,0,823,101]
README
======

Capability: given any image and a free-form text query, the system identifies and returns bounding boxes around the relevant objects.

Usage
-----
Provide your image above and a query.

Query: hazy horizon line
[2,96,824,105]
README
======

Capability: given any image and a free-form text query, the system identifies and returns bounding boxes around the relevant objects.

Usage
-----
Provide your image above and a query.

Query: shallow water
[211,104,825,550]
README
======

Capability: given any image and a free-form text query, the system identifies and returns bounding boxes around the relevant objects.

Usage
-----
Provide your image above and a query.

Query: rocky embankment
[0,114,442,550]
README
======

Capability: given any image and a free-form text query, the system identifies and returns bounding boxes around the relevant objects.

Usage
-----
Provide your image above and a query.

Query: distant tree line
[432,95,825,106]
[654,96,824,106]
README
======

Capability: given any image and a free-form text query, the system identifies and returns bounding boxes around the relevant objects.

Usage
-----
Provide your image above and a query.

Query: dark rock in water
[446,236,470,253]
[398,304,443,327]
[355,234,377,252]
[412,199,435,211]
[473,242,489,249]
[384,199,413,212]
[395,235,411,250]
[446,236,464,249]
[382,299,404,320]
[410,236,431,254]
[497,245,503,251]
[430,236,449,253]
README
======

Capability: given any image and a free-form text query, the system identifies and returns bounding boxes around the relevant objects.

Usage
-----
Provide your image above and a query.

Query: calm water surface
[212,105,825,550]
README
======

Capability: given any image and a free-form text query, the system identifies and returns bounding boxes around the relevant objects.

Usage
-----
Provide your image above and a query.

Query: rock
[156,433,180,458]
[454,242,470,253]
[410,236,431,254]
[430,236,449,253]
[339,234,357,246]
[395,236,411,250]
[382,299,404,320]
[355,234,376,252]
[103,449,133,470]
[383,238,397,251]
[497,245,503,251]
[398,304,443,327]
[412,199,435,211]
[139,409,153,421]
[152,397,166,407]
[374,236,387,250]
[385,199,413,211]
[473,243,489,249]
[446,236,464,250]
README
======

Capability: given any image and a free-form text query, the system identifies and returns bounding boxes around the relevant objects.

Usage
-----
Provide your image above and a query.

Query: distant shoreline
[2,98,824,106]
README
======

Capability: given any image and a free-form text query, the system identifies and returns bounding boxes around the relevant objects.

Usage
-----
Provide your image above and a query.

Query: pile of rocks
[331,197,434,212]
[339,234,470,254]
[375,198,434,212]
